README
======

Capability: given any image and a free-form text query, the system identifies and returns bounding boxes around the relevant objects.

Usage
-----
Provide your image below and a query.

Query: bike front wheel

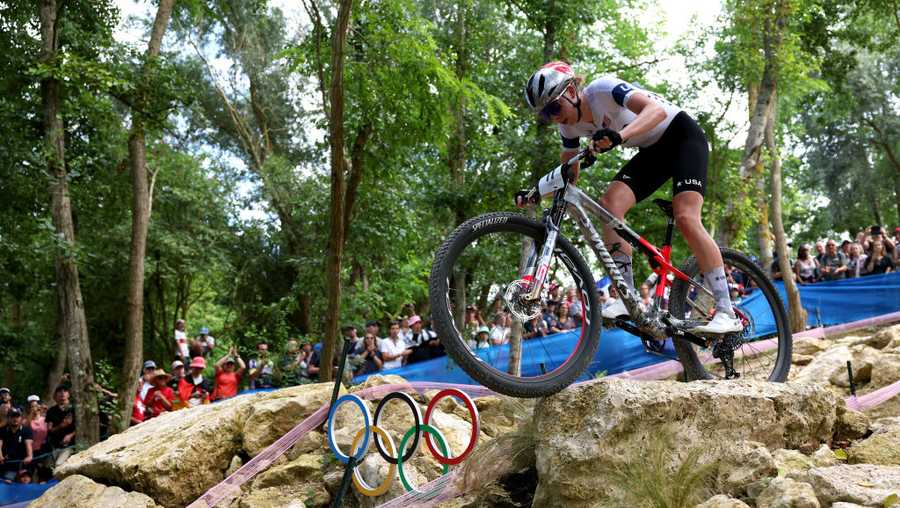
[669,247,792,382]
[429,212,601,398]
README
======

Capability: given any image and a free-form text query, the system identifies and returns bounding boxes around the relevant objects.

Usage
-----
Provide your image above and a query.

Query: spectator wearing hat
[0,407,33,481]
[143,369,174,419]
[174,319,189,362]
[0,388,11,407]
[192,326,216,359]
[169,361,185,391]
[406,315,441,363]
[178,357,212,407]
[140,360,157,400]
[213,347,245,401]
[45,386,74,466]
[470,326,491,349]
[380,322,412,370]
[248,342,275,389]
[24,396,47,455]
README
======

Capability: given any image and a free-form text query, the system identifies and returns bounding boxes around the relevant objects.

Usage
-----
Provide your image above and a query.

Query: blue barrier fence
[0,480,57,506]
[355,272,900,385]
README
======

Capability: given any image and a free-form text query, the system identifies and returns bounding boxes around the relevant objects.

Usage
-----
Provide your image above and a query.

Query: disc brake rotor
[503,279,543,322]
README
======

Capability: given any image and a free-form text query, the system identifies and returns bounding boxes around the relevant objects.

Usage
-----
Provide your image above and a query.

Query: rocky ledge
[30,323,900,508]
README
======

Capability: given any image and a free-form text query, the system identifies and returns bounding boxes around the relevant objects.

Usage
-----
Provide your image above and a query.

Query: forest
[0,0,897,446]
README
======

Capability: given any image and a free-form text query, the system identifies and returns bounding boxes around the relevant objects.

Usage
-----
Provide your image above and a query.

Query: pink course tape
[191,313,900,508]
[610,311,900,381]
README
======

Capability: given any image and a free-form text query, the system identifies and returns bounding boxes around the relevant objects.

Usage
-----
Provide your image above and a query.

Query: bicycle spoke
[672,248,791,382]
[432,218,597,389]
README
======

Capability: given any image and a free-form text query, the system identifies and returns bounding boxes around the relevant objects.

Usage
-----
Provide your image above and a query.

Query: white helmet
[524,61,575,112]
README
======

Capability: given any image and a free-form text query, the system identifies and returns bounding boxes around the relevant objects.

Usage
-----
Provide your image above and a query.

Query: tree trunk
[40,0,99,447]
[755,163,773,273]
[118,0,175,432]
[298,293,311,334]
[320,0,354,382]
[721,3,785,247]
[767,105,807,332]
[45,304,68,403]
[450,0,469,331]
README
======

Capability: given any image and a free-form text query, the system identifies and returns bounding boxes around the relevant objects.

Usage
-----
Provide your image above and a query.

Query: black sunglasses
[538,99,563,122]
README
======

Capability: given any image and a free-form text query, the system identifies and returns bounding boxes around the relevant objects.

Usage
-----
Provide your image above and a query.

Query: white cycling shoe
[601,298,630,320]
[689,312,744,335]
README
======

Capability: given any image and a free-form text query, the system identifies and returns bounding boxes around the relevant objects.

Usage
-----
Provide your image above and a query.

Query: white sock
[704,266,735,318]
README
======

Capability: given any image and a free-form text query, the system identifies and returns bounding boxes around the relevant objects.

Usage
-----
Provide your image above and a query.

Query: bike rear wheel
[429,212,601,398]
[669,248,792,382]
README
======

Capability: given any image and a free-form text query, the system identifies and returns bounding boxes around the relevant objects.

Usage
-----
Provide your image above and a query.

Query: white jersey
[558,76,682,149]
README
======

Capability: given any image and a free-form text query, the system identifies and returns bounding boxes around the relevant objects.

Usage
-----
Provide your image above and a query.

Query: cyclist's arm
[618,93,666,143]
[560,149,580,182]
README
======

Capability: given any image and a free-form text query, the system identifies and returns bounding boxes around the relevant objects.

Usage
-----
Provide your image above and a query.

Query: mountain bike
[428,147,792,398]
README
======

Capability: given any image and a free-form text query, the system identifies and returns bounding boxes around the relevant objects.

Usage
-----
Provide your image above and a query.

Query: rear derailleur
[712,333,741,379]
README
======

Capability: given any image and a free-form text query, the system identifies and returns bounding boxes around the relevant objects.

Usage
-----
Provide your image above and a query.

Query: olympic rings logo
[326,388,480,497]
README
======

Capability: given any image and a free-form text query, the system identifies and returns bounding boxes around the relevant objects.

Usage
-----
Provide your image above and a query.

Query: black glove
[592,128,623,153]
[514,188,539,208]
[580,152,597,168]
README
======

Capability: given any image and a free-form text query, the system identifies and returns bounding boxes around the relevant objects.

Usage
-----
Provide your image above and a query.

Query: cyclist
[520,61,742,334]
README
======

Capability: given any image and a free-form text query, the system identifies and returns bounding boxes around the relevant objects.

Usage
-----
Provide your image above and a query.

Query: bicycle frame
[521,149,713,343]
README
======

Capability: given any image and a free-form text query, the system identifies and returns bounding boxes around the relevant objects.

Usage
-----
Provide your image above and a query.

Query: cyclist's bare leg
[672,191,721,271]
[600,182,637,290]
[673,191,734,317]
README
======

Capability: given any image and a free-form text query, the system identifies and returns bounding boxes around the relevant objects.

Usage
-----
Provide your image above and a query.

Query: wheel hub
[504,279,543,322]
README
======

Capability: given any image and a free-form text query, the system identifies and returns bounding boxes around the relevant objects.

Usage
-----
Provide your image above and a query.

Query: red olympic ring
[422,388,480,465]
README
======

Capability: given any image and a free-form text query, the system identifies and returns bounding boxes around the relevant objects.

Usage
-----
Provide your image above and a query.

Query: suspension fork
[524,218,560,301]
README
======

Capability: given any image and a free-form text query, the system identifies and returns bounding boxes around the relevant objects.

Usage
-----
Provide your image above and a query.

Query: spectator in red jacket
[213,347,245,401]
[179,357,212,407]
[143,369,174,419]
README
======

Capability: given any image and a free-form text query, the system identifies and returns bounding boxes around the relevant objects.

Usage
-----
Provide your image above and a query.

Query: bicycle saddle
[653,198,674,218]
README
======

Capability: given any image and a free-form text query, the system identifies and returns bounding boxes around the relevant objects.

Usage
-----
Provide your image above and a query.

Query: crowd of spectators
[0,385,76,485]
[772,226,898,284]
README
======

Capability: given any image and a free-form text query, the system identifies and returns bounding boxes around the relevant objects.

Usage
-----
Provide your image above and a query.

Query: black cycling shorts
[612,111,708,203]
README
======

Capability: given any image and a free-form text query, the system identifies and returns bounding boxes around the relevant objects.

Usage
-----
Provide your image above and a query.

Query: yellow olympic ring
[349,426,396,497]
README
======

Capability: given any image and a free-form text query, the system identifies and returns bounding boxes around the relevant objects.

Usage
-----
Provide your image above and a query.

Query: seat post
[664,216,675,247]
[653,199,676,247]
